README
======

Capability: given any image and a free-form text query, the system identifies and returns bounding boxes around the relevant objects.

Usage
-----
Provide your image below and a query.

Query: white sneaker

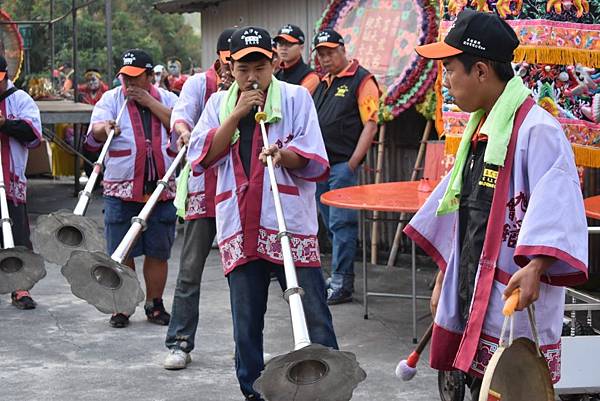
[164,349,191,370]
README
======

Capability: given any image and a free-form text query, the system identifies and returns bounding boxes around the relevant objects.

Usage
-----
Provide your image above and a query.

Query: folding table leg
[362,210,368,320]
[412,240,417,344]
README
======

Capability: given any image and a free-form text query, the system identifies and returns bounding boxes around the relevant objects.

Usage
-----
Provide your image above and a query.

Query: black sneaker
[109,313,130,328]
[145,298,170,326]
[11,291,36,310]
[327,289,353,305]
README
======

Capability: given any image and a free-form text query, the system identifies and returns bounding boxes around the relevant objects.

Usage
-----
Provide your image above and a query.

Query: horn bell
[0,246,47,294]
[253,344,366,401]
[33,210,106,265]
[61,250,144,316]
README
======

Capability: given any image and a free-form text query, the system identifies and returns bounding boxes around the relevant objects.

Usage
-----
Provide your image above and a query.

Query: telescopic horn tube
[73,98,129,216]
[110,145,187,264]
[253,82,311,350]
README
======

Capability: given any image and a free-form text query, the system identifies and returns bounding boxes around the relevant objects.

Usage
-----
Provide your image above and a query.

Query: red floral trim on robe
[103,178,177,201]
[185,192,207,220]
[470,334,561,383]
[218,228,321,275]
[9,179,26,204]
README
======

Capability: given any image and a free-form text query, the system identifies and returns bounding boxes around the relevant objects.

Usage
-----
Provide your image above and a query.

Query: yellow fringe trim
[514,46,600,69]
[444,135,461,156]
[445,136,600,168]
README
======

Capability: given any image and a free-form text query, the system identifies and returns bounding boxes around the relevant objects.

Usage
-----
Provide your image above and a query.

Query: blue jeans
[165,218,216,352]
[316,161,359,293]
[103,196,177,261]
[228,259,338,399]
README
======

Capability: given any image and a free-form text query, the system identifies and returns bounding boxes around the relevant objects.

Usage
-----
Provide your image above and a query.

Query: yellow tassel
[572,145,600,168]
[514,46,600,69]
[444,135,462,155]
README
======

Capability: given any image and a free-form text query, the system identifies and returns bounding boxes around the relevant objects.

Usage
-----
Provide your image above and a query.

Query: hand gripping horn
[32,99,129,265]
[0,140,46,294]
[250,84,366,401]
[61,145,187,315]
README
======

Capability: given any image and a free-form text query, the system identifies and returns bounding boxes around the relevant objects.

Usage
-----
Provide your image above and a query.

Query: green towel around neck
[174,162,191,218]
[219,76,282,144]
[436,76,531,216]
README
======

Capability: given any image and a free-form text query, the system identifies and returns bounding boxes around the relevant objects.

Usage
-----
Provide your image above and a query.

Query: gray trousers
[165,217,216,352]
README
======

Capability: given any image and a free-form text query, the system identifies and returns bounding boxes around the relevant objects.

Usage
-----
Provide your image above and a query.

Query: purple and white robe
[188,81,329,275]
[0,81,42,204]
[170,66,218,220]
[405,98,588,382]
[85,85,178,202]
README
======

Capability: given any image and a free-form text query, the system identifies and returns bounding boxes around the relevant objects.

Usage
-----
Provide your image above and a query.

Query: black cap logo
[242,29,262,46]
[122,52,136,66]
[317,32,330,43]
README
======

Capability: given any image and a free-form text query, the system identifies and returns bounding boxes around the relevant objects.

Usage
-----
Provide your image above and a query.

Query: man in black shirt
[274,24,320,94]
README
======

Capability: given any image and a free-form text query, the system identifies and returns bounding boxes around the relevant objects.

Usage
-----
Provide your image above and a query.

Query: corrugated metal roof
[153,0,229,13]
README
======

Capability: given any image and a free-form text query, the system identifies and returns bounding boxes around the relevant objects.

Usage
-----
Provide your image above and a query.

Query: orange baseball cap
[313,29,345,50]
[415,9,519,62]
[229,27,273,61]
[274,24,305,45]
[118,49,153,77]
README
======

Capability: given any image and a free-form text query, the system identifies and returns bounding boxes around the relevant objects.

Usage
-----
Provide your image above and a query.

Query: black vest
[275,59,314,86]
[457,140,498,323]
[313,62,372,165]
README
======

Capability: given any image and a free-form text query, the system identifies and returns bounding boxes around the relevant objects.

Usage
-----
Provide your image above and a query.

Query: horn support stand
[250,93,365,401]
[61,145,187,315]
[33,100,129,265]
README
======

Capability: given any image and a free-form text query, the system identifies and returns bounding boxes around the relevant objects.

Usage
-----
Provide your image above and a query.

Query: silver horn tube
[0,137,46,294]
[111,145,187,263]
[32,99,129,265]
[73,99,129,216]
[61,145,187,315]
[251,87,366,401]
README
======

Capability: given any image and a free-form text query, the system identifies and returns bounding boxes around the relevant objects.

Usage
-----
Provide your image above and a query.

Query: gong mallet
[395,322,434,381]
[61,145,187,316]
[33,99,129,265]
[0,136,46,294]
[250,83,366,401]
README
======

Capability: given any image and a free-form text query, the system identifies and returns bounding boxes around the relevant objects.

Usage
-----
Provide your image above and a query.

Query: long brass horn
[250,88,366,401]
[32,99,129,265]
[61,145,187,315]
[0,139,46,294]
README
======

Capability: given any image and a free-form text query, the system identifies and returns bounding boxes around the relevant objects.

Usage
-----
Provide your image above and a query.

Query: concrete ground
[0,177,449,401]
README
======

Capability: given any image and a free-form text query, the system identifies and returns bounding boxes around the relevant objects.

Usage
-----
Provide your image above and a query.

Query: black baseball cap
[313,29,345,50]
[275,24,305,45]
[217,27,237,64]
[0,56,7,81]
[415,9,519,63]
[119,49,154,77]
[229,26,273,61]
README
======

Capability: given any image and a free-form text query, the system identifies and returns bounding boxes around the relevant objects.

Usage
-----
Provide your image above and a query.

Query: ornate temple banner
[438,0,600,167]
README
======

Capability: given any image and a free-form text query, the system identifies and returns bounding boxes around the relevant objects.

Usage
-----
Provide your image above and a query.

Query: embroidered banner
[438,0,600,167]
[315,0,440,120]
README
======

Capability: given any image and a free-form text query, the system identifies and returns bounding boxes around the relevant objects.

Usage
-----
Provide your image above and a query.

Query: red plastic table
[321,180,439,342]
[584,195,600,235]
[585,195,600,220]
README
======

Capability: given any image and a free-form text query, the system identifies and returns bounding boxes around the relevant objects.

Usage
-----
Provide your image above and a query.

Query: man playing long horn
[188,26,338,401]
[162,27,236,371]
[85,49,178,329]
[0,55,43,310]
